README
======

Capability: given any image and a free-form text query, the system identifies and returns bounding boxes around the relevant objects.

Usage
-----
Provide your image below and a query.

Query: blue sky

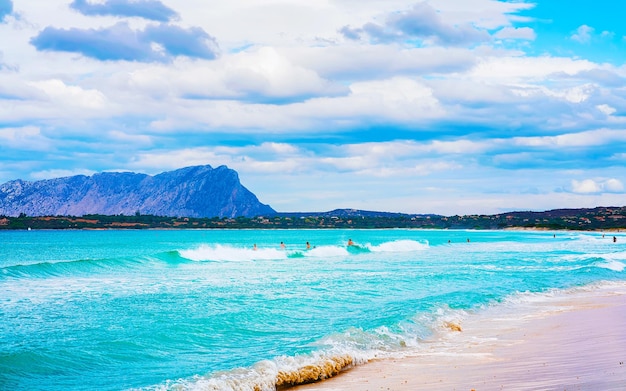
[1,0,625,215]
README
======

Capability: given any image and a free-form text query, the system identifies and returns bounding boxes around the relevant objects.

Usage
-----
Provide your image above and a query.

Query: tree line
[1,206,625,230]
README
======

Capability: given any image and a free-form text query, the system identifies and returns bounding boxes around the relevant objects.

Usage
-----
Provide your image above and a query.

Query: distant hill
[0,165,275,218]
[275,208,419,218]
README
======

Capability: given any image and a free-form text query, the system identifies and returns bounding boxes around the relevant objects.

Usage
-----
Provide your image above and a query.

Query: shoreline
[291,282,626,391]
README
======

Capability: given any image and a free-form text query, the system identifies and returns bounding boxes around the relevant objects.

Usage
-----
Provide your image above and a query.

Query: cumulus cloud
[0,0,11,23]
[30,22,219,62]
[571,179,601,193]
[124,47,346,103]
[341,2,490,46]
[70,0,178,22]
[597,104,616,116]
[28,79,107,109]
[604,178,625,192]
[571,25,594,44]
[571,178,624,194]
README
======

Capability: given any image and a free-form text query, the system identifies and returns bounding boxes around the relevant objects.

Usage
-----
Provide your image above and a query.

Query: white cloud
[0,126,40,142]
[571,179,602,193]
[288,45,477,80]
[597,104,617,116]
[540,83,594,103]
[30,168,96,180]
[300,77,444,123]
[427,139,490,154]
[145,75,445,132]
[514,128,626,148]
[571,178,624,194]
[107,130,153,146]
[571,25,594,44]
[0,126,51,150]
[470,56,596,82]
[125,48,346,101]
[604,178,625,192]
[428,0,536,30]
[28,79,107,109]
[495,27,536,40]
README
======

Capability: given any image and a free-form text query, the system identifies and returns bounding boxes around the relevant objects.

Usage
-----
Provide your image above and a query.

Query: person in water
[253,244,257,251]
[280,241,286,250]
[306,241,311,250]
[347,238,354,246]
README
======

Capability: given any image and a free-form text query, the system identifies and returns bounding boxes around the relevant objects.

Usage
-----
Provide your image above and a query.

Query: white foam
[179,244,287,262]
[306,245,350,257]
[368,240,429,253]
[596,260,625,272]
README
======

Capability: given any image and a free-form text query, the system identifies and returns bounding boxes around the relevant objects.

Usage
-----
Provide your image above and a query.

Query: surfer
[347,238,354,246]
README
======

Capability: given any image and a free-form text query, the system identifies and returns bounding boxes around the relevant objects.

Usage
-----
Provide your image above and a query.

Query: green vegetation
[1,206,625,230]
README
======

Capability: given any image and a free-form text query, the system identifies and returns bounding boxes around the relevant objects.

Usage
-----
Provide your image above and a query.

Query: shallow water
[1,229,624,390]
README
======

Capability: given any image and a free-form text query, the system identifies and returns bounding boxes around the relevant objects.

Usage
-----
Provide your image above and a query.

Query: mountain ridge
[0,165,275,218]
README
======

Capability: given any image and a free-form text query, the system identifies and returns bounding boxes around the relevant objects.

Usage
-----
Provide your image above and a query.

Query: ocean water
[1,228,625,390]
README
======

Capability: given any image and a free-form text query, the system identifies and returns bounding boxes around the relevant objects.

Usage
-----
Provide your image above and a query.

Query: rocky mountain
[0,165,275,218]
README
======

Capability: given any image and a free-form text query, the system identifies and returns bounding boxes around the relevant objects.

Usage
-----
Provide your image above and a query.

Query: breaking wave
[179,244,287,262]
[177,240,429,262]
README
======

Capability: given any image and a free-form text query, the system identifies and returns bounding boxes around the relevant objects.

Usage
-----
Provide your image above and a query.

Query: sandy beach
[292,283,626,391]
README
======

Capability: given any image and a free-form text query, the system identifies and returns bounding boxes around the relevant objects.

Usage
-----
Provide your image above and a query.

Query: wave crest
[179,245,287,262]
[369,239,429,252]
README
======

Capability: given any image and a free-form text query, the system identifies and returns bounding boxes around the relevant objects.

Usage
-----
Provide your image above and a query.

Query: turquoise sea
[1,229,625,390]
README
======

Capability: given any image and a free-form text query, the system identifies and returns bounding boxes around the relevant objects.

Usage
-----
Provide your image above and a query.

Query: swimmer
[347,238,354,246]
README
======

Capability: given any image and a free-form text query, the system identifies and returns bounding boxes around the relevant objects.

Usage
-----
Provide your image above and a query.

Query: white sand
[292,283,626,391]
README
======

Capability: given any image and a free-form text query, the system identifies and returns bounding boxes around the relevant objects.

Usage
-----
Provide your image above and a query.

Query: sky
[1,0,626,215]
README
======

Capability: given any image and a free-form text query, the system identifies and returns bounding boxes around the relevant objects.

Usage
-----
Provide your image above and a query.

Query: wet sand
[293,283,626,391]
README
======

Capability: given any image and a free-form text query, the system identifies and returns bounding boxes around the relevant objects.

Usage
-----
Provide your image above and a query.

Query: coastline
[291,282,626,391]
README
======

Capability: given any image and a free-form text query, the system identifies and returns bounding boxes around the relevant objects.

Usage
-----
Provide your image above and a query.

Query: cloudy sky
[1,0,625,215]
